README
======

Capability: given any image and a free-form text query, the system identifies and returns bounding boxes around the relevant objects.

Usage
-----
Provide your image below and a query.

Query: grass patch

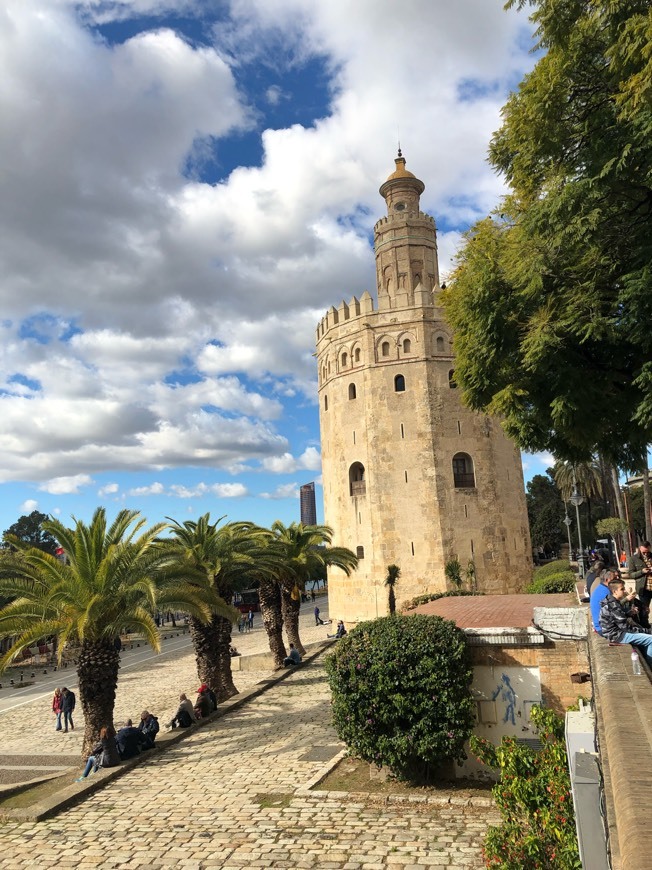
[254,793,294,809]
[315,755,493,799]
[0,770,78,812]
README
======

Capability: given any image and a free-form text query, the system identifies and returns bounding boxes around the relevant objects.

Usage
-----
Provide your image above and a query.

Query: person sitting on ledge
[194,684,215,719]
[116,719,146,759]
[75,726,120,781]
[283,643,302,667]
[138,710,160,748]
[229,645,241,657]
[328,620,347,639]
[167,694,196,729]
[599,577,652,667]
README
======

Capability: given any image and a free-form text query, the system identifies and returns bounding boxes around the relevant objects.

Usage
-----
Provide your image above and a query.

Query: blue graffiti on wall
[490,673,517,725]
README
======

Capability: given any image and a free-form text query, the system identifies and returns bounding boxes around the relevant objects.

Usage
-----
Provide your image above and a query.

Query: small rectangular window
[457,421,461,435]
[464,504,468,518]
[411,542,415,556]
[471,539,474,556]
[400,423,405,439]
[353,430,356,444]
[405,470,408,483]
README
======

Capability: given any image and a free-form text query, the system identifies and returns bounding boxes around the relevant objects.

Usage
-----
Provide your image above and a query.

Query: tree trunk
[388,586,396,615]
[188,614,238,703]
[281,585,305,655]
[612,466,631,558]
[258,579,286,668]
[77,639,120,759]
[642,461,652,542]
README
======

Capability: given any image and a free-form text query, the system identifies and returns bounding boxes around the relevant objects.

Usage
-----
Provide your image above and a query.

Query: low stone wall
[590,629,652,870]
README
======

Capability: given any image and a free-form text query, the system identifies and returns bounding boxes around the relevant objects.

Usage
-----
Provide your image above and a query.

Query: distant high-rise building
[300,482,317,526]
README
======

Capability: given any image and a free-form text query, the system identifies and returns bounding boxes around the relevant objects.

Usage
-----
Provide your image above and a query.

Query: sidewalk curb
[0,639,336,823]
[295,751,495,809]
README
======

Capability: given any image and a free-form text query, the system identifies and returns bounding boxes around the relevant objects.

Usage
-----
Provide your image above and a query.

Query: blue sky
[0,0,551,536]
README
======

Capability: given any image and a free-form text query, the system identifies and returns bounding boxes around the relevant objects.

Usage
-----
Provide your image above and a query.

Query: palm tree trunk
[611,466,631,558]
[281,585,305,655]
[388,586,396,615]
[258,579,286,668]
[642,461,652,542]
[189,614,238,703]
[78,639,120,759]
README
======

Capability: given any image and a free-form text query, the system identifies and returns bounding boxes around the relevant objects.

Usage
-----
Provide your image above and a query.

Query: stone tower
[316,152,532,623]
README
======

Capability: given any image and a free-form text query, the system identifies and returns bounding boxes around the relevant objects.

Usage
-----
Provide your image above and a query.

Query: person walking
[61,687,75,732]
[247,609,254,631]
[314,605,323,626]
[52,687,63,731]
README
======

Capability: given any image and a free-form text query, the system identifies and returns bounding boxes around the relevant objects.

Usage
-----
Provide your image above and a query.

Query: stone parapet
[590,628,652,870]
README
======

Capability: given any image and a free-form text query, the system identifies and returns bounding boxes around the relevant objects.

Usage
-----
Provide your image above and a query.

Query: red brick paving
[413,593,578,628]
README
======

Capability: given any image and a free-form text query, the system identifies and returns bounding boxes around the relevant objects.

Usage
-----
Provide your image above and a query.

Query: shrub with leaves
[526,571,576,594]
[325,614,474,782]
[471,705,581,869]
[533,559,572,579]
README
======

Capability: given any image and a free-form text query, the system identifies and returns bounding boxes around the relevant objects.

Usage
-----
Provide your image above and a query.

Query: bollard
[10,679,14,686]
[20,672,24,683]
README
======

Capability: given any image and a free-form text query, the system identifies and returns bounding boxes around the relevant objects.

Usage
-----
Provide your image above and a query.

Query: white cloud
[19,499,39,513]
[98,483,120,496]
[0,0,535,490]
[38,475,93,495]
[261,447,321,474]
[260,482,300,500]
[128,482,166,497]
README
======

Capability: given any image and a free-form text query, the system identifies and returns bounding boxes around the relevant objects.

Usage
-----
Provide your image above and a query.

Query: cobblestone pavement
[0,657,497,869]
[0,599,332,758]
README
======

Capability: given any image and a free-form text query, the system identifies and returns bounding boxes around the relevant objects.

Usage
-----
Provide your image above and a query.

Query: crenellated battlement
[316,291,375,341]
[373,211,436,232]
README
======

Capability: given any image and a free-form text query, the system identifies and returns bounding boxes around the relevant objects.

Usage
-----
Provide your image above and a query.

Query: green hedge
[526,571,577,594]
[534,559,572,579]
[325,614,475,783]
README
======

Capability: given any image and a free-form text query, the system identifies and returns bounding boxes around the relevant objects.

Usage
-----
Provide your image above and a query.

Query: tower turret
[374,151,439,310]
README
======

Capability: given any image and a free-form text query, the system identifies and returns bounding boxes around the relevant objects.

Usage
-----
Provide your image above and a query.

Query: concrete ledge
[0,639,336,822]
[590,630,652,870]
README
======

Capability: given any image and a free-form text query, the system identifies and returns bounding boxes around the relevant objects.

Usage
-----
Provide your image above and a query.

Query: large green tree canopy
[443,0,652,468]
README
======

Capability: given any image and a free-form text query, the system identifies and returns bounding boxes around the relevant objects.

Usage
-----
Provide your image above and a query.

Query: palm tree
[164,515,264,702]
[269,522,358,656]
[385,564,400,615]
[552,459,603,502]
[0,508,218,757]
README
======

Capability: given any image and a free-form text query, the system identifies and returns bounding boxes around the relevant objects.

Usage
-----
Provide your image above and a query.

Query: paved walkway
[0,658,496,868]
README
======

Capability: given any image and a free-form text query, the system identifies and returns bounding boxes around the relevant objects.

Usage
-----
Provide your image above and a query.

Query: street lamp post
[563,506,573,567]
[570,471,586,578]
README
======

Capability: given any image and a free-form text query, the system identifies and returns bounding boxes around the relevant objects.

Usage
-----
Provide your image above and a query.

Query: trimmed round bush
[324,614,474,782]
[526,571,576,594]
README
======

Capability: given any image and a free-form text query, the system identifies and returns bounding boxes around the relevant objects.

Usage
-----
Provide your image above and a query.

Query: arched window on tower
[448,369,457,389]
[394,374,406,392]
[381,341,390,358]
[354,348,361,364]
[452,453,475,488]
[348,383,357,400]
[402,338,411,354]
[324,395,328,411]
[349,462,366,497]
[356,545,364,560]
[436,336,445,353]
[341,352,348,368]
